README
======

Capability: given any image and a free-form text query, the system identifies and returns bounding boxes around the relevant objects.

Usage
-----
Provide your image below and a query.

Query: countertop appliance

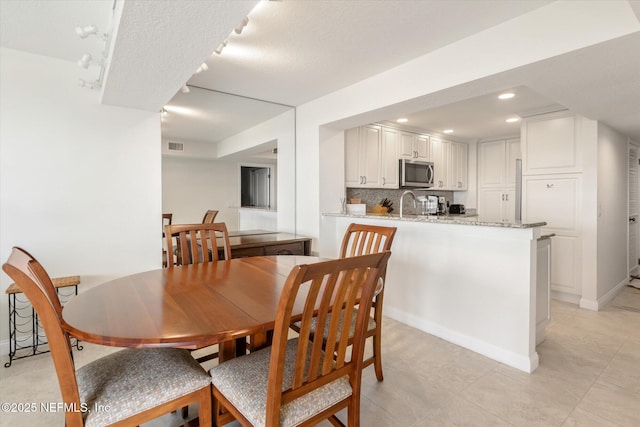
[399,159,434,188]
[417,196,438,215]
[449,204,466,214]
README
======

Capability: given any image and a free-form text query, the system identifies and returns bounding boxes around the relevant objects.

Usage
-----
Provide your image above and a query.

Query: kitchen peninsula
[321,212,548,373]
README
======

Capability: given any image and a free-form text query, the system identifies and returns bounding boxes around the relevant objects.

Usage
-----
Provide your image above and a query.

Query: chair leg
[198,385,212,427]
[372,332,384,382]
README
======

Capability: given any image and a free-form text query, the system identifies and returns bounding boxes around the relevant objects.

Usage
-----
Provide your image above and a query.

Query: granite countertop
[323,212,546,229]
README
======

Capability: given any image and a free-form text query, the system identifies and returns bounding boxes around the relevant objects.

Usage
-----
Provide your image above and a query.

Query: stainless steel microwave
[399,159,434,188]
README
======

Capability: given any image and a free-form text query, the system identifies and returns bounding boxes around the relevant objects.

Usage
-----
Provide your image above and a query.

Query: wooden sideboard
[221,230,312,259]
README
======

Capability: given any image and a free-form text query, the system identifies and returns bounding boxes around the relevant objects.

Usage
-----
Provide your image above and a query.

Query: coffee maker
[437,196,447,215]
[427,196,438,215]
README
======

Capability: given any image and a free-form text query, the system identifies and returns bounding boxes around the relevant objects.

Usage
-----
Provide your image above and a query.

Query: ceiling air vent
[167,142,184,152]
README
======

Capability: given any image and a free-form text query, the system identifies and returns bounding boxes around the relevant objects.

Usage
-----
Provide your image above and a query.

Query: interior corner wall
[161,156,240,230]
[0,48,162,345]
[596,123,629,301]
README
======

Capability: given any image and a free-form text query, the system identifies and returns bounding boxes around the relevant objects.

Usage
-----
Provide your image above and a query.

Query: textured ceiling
[187,0,554,106]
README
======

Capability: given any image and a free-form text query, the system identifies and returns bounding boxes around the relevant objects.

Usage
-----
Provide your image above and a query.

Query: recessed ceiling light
[506,117,520,123]
[396,118,408,123]
[498,92,515,100]
[443,129,454,134]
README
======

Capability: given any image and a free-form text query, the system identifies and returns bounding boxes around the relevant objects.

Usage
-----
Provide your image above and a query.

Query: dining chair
[201,209,219,224]
[338,223,397,381]
[292,223,397,382]
[210,251,392,427]
[162,213,173,268]
[165,222,234,363]
[165,222,231,266]
[2,247,212,427]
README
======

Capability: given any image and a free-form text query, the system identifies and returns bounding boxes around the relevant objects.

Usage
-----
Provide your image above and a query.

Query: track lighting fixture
[234,17,249,34]
[76,23,112,90]
[77,53,105,69]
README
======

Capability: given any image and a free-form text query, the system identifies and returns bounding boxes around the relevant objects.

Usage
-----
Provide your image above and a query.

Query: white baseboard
[385,307,539,373]
[551,290,581,305]
[579,278,629,311]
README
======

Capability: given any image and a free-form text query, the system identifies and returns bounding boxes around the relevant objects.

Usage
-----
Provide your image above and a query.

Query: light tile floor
[1,285,638,427]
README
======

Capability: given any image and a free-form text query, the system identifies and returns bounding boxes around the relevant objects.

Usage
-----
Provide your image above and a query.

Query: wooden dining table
[62,255,325,361]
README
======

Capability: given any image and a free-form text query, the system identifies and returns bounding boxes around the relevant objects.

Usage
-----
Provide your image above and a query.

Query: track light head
[214,40,227,55]
[77,53,92,69]
[75,25,99,39]
[234,17,249,34]
[195,63,209,74]
[78,78,100,90]
[180,85,190,94]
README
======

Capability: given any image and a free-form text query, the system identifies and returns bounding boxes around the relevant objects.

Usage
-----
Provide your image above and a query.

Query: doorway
[241,165,271,209]
[629,143,639,278]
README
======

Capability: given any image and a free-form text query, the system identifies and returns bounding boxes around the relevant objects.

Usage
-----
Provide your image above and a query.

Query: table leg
[218,340,236,362]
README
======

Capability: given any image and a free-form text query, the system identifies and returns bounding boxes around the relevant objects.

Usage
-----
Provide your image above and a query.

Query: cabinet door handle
[363,176,366,184]
[502,194,505,201]
[382,177,386,185]
[505,194,509,201]
[546,183,554,188]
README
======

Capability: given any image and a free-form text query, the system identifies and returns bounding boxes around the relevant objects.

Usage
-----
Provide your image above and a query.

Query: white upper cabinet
[522,111,580,175]
[344,125,382,188]
[380,127,399,188]
[345,125,467,191]
[448,141,468,190]
[431,137,448,189]
[399,131,430,160]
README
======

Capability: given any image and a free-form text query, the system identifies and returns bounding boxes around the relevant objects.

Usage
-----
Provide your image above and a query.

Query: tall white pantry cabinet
[521,111,585,302]
[477,138,521,223]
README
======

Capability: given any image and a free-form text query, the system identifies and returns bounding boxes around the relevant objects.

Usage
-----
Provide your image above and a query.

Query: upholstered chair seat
[78,348,211,426]
[210,338,351,427]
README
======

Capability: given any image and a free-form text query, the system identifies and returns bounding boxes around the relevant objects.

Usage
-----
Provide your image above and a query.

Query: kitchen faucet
[400,190,417,218]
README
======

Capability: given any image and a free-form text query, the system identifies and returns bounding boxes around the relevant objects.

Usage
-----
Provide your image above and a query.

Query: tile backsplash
[346,188,454,214]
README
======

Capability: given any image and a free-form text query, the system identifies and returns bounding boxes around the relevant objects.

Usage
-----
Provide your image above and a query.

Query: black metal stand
[5,283,82,368]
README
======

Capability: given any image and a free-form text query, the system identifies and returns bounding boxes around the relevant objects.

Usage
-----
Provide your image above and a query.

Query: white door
[629,144,639,276]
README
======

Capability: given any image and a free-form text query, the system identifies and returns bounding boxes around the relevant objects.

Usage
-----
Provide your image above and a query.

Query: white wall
[596,123,629,300]
[218,109,296,233]
[0,49,162,344]
[161,156,242,230]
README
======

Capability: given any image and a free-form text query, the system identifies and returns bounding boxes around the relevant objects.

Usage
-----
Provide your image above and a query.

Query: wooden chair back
[162,213,173,227]
[266,251,391,426]
[2,247,83,427]
[165,222,232,266]
[201,210,219,224]
[339,223,397,259]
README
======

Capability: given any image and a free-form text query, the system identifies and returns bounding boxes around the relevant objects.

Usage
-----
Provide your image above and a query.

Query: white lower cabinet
[523,174,581,297]
[549,235,581,295]
[478,188,515,223]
